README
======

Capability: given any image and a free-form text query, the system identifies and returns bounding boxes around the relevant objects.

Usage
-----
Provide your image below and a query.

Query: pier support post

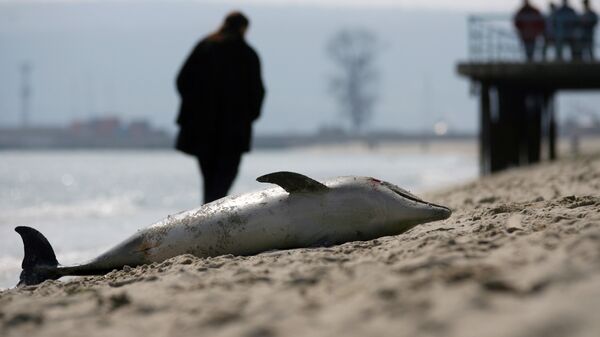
[548,94,557,161]
[480,83,491,175]
[479,86,548,174]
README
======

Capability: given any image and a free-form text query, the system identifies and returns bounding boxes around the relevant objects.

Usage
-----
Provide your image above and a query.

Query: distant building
[0,115,478,150]
[0,116,173,149]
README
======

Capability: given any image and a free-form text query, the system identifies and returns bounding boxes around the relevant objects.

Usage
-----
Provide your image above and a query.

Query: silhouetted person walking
[555,0,579,60]
[514,0,545,61]
[581,0,598,61]
[175,11,265,203]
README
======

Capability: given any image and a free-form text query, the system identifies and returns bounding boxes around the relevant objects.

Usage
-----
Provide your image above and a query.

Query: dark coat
[175,34,265,156]
[514,4,545,41]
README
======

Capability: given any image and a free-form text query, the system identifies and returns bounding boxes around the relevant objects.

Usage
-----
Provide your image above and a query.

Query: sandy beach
[1,153,600,337]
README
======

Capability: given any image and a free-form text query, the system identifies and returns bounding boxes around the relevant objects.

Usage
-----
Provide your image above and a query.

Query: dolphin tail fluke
[15,226,60,287]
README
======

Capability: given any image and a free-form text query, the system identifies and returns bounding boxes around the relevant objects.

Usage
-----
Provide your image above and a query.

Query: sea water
[0,146,476,288]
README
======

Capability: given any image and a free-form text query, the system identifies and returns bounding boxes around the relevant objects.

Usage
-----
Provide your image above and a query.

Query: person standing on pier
[581,0,598,61]
[514,0,545,61]
[555,0,579,60]
[175,11,266,203]
[543,3,558,60]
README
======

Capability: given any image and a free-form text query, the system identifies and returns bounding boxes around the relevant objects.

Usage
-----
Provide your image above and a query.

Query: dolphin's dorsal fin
[256,171,328,194]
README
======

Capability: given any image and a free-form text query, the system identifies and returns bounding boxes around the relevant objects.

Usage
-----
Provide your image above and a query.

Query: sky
[0,0,598,134]
[0,0,589,11]
[0,0,520,11]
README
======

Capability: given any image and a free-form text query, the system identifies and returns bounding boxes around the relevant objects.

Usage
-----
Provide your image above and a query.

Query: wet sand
[1,154,600,337]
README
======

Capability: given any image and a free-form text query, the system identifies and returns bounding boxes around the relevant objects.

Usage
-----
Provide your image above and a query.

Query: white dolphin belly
[140,185,388,262]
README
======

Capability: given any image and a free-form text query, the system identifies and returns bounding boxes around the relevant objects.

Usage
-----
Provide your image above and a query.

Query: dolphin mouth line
[427,201,451,211]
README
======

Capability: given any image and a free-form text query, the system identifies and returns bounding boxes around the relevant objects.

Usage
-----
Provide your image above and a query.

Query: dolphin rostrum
[15,171,451,286]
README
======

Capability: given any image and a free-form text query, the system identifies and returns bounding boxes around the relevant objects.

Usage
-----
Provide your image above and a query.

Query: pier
[458,15,600,174]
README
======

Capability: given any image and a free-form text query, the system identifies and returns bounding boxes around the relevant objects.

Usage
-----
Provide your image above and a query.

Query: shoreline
[1,154,600,336]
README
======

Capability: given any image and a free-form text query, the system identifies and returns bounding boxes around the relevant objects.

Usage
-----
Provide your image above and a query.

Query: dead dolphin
[15,171,451,286]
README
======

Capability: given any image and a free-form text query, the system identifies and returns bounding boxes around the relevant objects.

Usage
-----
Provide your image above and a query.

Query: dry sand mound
[2,155,600,337]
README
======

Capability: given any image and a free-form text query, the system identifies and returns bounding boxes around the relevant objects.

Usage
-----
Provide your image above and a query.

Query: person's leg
[556,38,564,61]
[524,41,535,61]
[585,39,594,61]
[210,152,242,201]
[571,38,583,61]
[582,41,589,61]
[197,153,218,204]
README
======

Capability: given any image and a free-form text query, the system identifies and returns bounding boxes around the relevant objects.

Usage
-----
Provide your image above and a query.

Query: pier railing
[468,15,522,62]
[467,14,600,63]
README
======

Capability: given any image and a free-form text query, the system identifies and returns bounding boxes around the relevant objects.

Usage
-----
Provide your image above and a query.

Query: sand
[2,155,600,337]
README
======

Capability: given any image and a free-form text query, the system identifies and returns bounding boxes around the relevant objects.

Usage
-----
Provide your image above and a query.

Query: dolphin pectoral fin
[256,171,328,194]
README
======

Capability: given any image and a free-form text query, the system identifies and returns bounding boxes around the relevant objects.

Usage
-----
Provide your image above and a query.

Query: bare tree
[327,28,379,134]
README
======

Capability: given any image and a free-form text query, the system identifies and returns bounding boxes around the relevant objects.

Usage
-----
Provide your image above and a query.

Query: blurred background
[1,0,600,288]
